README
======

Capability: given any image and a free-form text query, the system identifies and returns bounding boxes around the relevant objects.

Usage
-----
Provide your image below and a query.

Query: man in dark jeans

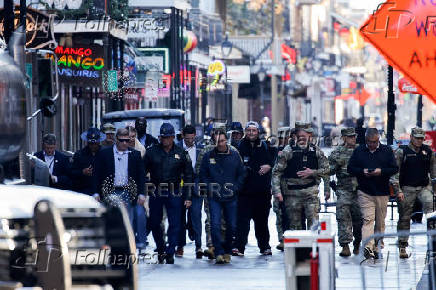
[347,128,398,260]
[199,131,245,264]
[234,121,274,256]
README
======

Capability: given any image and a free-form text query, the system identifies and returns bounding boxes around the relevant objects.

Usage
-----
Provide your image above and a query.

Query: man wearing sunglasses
[93,128,145,222]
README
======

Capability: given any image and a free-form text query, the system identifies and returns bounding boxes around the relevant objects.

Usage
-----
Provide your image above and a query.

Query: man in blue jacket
[199,130,245,264]
[347,128,398,260]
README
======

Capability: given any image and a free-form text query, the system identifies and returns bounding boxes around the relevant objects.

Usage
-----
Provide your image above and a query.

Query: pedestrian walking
[135,117,158,149]
[199,131,245,264]
[176,124,205,259]
[101,123,116,148]
[328,128,362,257]
[144,123,194,264]
[234,121,273,256]
[347,128,398,260]
[272,123,330,230]
[93,128,145,223]
[34,134,72,190]
[71,128,105,194]
[391,127,436,259]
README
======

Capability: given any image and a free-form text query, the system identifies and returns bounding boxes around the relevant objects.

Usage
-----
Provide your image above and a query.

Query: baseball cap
[160,123,175,137]
[411,127,425,138]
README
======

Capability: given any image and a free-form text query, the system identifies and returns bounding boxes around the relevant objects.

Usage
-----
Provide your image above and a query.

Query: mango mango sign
[55,45,105,87]
[360,0,436,104]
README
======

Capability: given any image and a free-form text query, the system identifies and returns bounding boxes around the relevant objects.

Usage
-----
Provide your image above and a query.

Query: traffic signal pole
[387,65,395,146]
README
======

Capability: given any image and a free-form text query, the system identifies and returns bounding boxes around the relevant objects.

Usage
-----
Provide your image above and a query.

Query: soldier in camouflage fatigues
[391,127,436,259]
[328,128,362,257]
[272,123,330,230]
[195,124,240,258]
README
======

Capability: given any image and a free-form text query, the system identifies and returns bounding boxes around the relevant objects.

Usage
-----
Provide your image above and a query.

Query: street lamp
[221,35,233,122]
[221,34,233,58]
[258,66,267,111]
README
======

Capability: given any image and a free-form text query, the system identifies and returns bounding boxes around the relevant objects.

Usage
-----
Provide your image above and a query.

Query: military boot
[215,255,225,264]
[204,246,215,260]
[223,254,231,263]
[399,247,409,259]
[276,241,284,251]
[339,244,351,257]
[353,242,360,255]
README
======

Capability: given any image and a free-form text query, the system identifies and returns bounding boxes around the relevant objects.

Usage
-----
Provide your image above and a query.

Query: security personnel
[391,127,436,259]
[328,128,362,257]
[195,123,239,259]
[272,123,330,230]
[144,123,194,264]
[229,121,244,147]
[71,128,105,195]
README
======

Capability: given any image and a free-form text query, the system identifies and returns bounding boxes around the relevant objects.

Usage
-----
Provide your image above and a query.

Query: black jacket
[139,133,159,149]
[71,146,101,195]
[93,146,145,204]
[238,138,274,195]
[347,144,398,196]
[34,150,72,190]
[199,146,245,202]
[144,143,194,200]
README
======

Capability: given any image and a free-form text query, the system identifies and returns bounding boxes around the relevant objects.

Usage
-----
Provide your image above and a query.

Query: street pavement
[137,201,431,290]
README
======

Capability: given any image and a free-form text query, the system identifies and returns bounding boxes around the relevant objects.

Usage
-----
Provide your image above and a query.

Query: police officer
[144,123,194,264]
[328,128,362,257]
[391,127,436,259]
[71,128,105,195]
[272,123,330,230]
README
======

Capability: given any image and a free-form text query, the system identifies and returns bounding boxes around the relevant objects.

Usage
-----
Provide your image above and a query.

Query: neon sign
[55,45,105,86]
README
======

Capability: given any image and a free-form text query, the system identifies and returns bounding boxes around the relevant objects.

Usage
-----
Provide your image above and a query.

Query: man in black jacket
[34,134,71,190]
[144,123,194,264]
[135,117,159,149]
[71,128,105,194]
[347,128,398,259]
[93,128,145,221]
[234,121,274,256]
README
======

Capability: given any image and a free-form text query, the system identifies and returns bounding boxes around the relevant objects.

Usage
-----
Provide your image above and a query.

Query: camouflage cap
[101,123,116,134]
[341,127,356,137]
[294,121,314,133]
[411,127,426,138]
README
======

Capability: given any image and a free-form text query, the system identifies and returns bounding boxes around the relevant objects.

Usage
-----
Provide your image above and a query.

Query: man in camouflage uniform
[391,127,436,259]
[272,123,330,230]
[195,122,240,259]
[328,128,362,257]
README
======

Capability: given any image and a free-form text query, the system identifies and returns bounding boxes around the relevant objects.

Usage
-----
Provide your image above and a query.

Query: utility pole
[417,94,423,127]
[387,65,395,146]
[271,0,280,135]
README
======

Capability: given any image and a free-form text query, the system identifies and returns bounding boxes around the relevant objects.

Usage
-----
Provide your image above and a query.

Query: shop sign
[55,45,105,87]
[207,60,226,77]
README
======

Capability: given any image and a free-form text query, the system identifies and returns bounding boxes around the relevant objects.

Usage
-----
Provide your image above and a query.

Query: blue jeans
[114,189,134,225]
[208,198,237,256]
[149,195,183,256]
[133,205,147,246]
[190,196,203,249]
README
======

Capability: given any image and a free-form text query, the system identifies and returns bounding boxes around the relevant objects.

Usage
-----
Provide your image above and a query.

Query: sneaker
[276,242,284,251]
[353,243,360,255]
[175,247,184,257]
[223,254,231,263]
[215,255,225,264]
[232,248,244,256]
[196,248,204,259]
[339,245,351,257]
[399,247,409,259]
[363,247,375,260]
[204,247,215,260]
[166,254,175,264]
[262,248,272,256]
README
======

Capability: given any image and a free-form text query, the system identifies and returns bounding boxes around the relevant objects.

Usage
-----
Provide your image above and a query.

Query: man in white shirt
[176,125,205,258]
[34,134,71,189]
[93,128,145,224]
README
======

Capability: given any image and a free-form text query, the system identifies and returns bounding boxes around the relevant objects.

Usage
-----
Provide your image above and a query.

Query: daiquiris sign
[55,45,105,86]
